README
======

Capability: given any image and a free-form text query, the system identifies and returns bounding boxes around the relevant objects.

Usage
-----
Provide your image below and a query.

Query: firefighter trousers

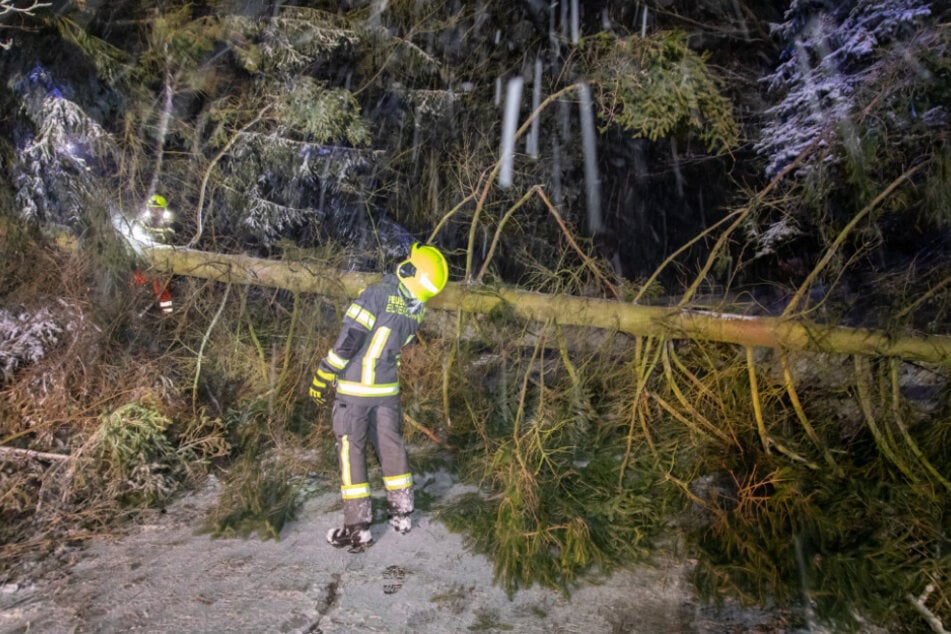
[331,402,414,527]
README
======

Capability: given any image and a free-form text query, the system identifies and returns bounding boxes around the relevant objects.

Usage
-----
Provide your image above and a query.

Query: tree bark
[145,246,951,366]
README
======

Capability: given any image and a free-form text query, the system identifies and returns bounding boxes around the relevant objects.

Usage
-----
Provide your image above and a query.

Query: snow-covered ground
[0,473,790,633]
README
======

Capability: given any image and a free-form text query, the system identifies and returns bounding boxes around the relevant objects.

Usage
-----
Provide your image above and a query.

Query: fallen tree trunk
[144,246,951,366]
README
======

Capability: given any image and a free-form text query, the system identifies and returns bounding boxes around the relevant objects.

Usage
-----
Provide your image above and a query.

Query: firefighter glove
[309,364,336,406]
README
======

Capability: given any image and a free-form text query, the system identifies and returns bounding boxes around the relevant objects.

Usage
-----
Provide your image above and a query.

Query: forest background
[0,1,949,631]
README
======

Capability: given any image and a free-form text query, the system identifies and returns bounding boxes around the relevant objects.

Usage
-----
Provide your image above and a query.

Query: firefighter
[310,243,449,552]
[129,194,176,314]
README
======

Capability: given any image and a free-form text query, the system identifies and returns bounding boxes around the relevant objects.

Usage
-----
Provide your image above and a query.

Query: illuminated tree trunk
[145,246,951,366]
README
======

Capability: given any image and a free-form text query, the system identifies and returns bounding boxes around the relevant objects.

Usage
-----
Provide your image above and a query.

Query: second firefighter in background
[310,243,449,552]
[129,194,176,314]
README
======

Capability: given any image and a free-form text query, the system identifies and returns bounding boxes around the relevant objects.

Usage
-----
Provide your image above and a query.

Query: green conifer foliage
[582,30,738,154]
[223,9,359,76]
[275,78,371,148]
[3,3,950,630]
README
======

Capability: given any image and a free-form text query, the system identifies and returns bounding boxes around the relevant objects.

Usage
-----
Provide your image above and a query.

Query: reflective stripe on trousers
[332,401,414,526]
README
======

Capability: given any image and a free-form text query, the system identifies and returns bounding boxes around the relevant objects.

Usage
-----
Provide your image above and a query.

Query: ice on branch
[0,308,63,384]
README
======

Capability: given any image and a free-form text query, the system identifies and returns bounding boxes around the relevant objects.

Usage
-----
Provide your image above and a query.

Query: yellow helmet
[147,194,168,209]
[397,243,448,302]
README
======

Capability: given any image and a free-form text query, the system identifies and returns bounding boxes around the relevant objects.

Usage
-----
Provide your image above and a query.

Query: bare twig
[746,346,770,455]
[536,188,619,298]
[618,337,662,478]
[472,183,620,298]
[192,281,232,412]
[464,83,582,281]
[187,104,272,248]
[907,583,949,634]
[888,359,951,493]
[783,162,927,317]
[0,445,69,462]
[0,0,52,50]
[403,412,451,449]
[663,342,724,442]
[853,356,918,483]
[896,273,951,321]
[475,185,539,283]
[636,128,830,305]
[427,171,486,243]
[781,353,839,471]
[0,0,50,18]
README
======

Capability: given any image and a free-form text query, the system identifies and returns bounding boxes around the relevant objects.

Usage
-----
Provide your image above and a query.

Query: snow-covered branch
[0,0,49,18]
[0,307,63,383]
[0,0,52,49]
[755,0,932,177]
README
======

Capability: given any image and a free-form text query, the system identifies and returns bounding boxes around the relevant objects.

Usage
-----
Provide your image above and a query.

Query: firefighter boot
[389,512,412,534]
[387,487,414,534]
[327,523,373,553]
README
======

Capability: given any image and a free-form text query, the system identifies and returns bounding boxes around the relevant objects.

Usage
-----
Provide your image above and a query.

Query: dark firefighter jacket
[322,273,424,406]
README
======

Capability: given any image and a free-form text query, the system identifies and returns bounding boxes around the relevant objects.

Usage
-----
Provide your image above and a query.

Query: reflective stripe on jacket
[326,274,423,406]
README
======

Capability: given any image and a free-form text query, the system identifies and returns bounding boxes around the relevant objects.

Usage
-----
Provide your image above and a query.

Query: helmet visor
[398,261,417,279]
